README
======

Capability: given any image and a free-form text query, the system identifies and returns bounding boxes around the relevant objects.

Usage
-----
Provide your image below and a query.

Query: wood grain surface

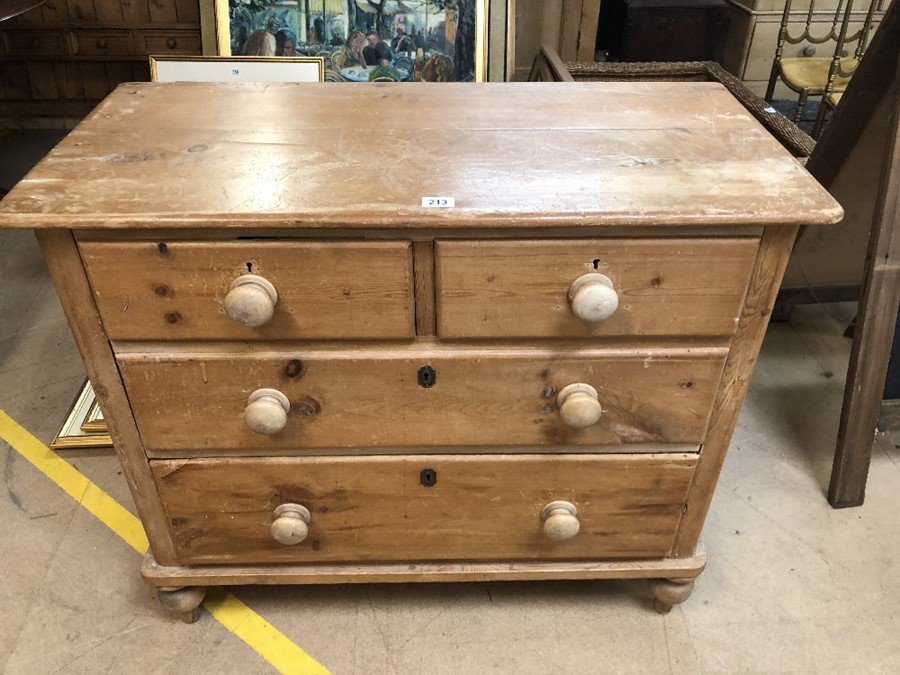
[672,226,800,555]
[79,240,414,340]
[412,240,436,336]
[141,548,708,586]
[436,237,759,338]
[3,81,838,599]
[149,453,697,564]
[118,345,727,452]
[34,231,179,564]
[0,82,842,230]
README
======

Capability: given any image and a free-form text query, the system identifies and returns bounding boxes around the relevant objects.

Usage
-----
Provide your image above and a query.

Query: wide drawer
[119,346,726,453]
[80,241,414,340]
[150,453,697,564]
[435,238,759,338]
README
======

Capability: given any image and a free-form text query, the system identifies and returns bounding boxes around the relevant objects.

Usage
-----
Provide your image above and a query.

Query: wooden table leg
[828,79,900,507]
[801,2,900,507]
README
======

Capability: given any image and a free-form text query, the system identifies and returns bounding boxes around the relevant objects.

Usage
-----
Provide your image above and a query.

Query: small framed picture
[80,395,106,433]
[51,380,113,450]
[149,55,324,83]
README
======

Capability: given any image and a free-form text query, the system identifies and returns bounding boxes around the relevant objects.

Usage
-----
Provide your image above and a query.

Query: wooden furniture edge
[828,77,900,507]
[34,229,178,564]
[412,240,436,336]
[70,225,768,241]
[7,209,841,230]
[701,61,816,159]
[672,225,800,554]
[140,549,708,586]
[528,44,576,82]
[0,0,47,22]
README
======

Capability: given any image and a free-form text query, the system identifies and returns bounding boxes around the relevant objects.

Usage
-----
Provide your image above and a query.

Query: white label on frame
[422,197,455,208]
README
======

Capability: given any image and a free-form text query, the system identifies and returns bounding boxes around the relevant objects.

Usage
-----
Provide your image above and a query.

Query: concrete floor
[2,134,899,674]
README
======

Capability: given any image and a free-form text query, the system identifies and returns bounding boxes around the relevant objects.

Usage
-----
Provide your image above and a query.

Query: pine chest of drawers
[0,81,841,620]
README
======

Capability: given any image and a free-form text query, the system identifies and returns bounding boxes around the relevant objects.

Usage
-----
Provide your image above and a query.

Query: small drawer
[71,30,133,56]
[119,345,725,454]
[150,453,697,564]
[80,240,414,340]
[3,30,68,56]
[435,238,759,339]
[138,30,202,55]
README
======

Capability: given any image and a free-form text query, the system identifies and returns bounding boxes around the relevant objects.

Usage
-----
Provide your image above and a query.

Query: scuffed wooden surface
[149,453,698,564]
[0,82,842,229]
[118,345,727,452]
[80,240,414,340]
[435,237,760,338]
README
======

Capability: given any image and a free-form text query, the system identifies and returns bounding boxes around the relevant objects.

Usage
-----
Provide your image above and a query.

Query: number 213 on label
[421,197,455,208]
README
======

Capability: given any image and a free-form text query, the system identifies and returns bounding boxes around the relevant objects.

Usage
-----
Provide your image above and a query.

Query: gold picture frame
[51,380,112,450]
[80,395,106,433]
[202,0,505,82]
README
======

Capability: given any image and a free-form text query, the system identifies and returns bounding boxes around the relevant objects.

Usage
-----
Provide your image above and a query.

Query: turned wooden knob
[96,38,109,48]
[541,501,580,541]
[568,273,618,322]
[167,38,178,49]
[224,274,278,327]
[557,383,602,429]
[244,388,290,435]
[271,503,310,545]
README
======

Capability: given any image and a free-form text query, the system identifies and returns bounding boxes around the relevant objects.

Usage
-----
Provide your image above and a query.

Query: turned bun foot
[648,578,696,614]
[157,586,206,623]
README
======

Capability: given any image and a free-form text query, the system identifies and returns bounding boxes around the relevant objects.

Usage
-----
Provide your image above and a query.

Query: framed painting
[202,1,508,82]
[150,55,324,83]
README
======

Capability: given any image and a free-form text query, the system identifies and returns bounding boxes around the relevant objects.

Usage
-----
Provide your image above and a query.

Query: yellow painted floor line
[0,410,330,675]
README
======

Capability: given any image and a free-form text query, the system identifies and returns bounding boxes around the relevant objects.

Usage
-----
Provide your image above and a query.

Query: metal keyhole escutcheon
[420,468,437,487]
[418,365,436,388]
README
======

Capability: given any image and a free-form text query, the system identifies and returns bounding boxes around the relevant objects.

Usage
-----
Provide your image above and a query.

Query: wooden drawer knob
[244,388,290,435]
[541,500,580,541]
[167,38,178,49]
[271,503,310,545]
[568,273,618,322]
[557,383,602,429]
[96,38,109,48]
[225,274,278,327]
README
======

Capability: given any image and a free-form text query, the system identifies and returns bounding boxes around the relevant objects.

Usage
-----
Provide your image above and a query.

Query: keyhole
[417,365,436,388]
[246,262,254,273]
[420,468,437,487]
[592,259,601,270]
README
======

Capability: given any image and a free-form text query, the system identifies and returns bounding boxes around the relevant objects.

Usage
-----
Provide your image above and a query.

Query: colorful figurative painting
[222,0,485,82]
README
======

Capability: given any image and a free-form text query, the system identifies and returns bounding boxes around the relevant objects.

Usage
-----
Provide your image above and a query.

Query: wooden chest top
[0,81,841,230]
